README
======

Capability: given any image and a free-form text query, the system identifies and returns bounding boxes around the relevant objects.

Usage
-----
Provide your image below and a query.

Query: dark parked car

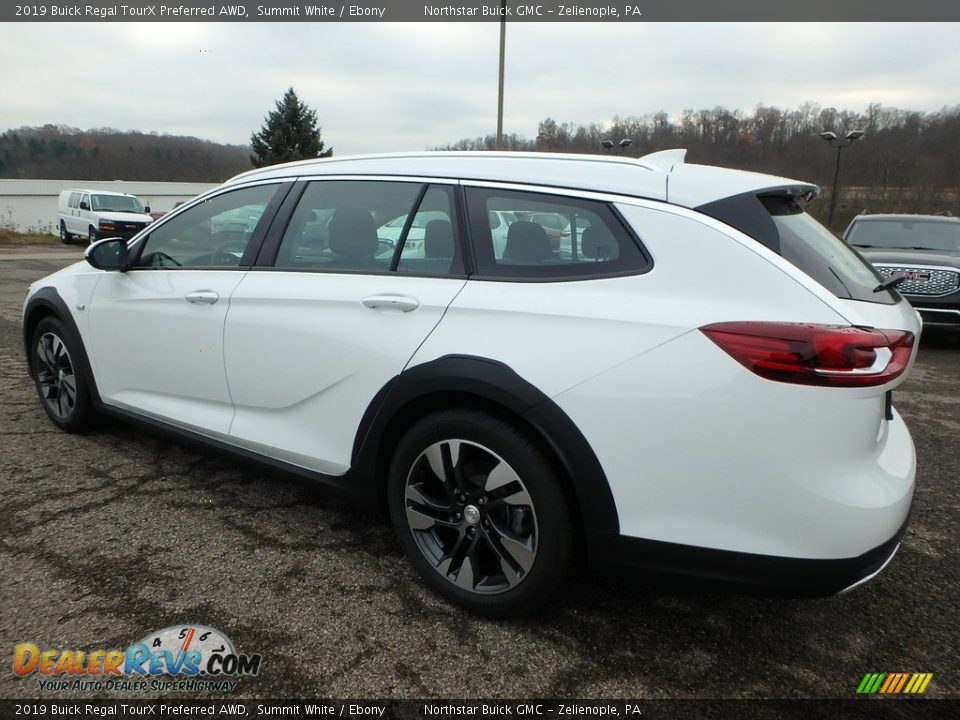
[844,213,960,333]
[148,201,185,222]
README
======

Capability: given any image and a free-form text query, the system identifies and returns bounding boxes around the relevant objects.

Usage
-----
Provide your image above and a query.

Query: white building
[0,179,218,234]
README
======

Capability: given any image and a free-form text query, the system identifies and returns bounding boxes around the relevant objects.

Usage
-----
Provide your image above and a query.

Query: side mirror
[85,237,129,272]
[144,205,151,214]
[79,201,90,211]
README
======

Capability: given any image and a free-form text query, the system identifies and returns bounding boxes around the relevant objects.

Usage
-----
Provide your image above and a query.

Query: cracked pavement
[1,248,957,700]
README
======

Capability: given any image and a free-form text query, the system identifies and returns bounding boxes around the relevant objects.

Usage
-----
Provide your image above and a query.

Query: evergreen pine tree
[250,88,332,168]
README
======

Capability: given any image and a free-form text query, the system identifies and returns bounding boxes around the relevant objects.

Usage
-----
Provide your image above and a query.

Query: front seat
[327,207,380,268]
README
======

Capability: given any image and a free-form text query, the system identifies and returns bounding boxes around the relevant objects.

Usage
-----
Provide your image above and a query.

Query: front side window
[135,184,279,269]
[465,187,647,279]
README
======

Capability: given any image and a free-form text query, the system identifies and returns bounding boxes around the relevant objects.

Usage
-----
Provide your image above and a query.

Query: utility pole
[819,130,865,230]
[496,0,506,150]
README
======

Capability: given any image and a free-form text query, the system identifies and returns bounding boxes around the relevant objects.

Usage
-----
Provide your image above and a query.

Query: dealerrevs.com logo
[856,672,934,695]
[13,625,261,693]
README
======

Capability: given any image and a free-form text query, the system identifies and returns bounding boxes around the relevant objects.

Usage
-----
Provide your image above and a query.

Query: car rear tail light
[700,322,914,387]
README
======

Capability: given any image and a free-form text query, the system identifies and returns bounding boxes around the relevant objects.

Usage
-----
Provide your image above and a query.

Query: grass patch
[0,229,62,246]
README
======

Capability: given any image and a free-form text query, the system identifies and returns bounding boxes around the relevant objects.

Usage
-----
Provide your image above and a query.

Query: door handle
[361,294,419,312]
[184,290,220,305]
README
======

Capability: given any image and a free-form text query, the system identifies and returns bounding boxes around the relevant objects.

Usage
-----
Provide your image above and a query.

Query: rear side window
[275,180,421,272]
[465,187,648,279]
[395,185,464,276]
[761,196,895,305]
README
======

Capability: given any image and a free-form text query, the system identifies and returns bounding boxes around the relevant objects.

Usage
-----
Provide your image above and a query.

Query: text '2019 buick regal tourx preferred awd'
[23,150,920,617]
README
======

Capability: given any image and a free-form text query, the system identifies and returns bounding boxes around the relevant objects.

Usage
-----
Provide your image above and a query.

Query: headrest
[328,207,379,259]
[580,224,617,260]
[504,221,552,263]
[424,219,454,258]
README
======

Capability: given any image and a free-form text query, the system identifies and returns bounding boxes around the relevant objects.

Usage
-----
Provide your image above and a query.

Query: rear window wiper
[874,273,907,293]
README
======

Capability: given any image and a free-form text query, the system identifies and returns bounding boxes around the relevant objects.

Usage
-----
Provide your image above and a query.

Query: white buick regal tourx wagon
[23,151,920,616]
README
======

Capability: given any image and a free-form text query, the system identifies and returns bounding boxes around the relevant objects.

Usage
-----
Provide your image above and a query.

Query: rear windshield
[760,196,896,305]
[698,193,898,305]
[847,218,960,253]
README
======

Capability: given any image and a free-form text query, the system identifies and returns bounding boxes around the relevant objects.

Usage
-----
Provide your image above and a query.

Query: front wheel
[88,227,98,244]
[387,409,574,617]
[31,316,95,432]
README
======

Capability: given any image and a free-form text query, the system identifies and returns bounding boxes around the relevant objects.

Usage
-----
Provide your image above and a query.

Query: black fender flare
[351,354,620,534]
[22,287,102,405]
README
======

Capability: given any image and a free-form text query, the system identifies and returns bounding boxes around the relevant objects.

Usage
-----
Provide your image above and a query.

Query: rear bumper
[585,514,909,597]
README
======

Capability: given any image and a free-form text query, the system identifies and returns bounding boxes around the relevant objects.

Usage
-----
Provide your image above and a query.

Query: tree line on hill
[0,125,252,182]
[439,102,960,230]
[0,88,332,183]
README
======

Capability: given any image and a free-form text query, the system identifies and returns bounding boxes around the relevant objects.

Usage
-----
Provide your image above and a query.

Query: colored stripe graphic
[857,672,932,694]
[857,673,885,693]
[879,673,897,693]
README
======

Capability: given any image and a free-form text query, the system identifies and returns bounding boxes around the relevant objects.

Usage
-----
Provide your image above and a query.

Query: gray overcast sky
[1,22,958,153]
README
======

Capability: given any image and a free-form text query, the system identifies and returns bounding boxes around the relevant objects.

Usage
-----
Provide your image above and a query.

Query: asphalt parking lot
[1,246,957,701]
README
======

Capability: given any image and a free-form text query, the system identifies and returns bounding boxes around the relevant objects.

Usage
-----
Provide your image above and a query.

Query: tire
[88,227,98,244]
[59,221,73,244]
[30,316,95,433]
[387,409,574,618]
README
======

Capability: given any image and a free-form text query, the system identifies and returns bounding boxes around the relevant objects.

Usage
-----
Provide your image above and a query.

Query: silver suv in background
[844,213,960,334]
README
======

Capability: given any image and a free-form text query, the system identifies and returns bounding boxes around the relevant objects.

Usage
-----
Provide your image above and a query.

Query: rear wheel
[31,316,95,432]
[387,409,573,617]
[59,221,73,244]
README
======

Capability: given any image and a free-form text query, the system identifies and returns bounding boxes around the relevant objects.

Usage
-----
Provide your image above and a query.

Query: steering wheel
[210,240,248,266]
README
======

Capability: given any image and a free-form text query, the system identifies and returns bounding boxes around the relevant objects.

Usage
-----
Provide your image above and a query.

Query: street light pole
[819,129,865,230]
[496,0,506,150]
